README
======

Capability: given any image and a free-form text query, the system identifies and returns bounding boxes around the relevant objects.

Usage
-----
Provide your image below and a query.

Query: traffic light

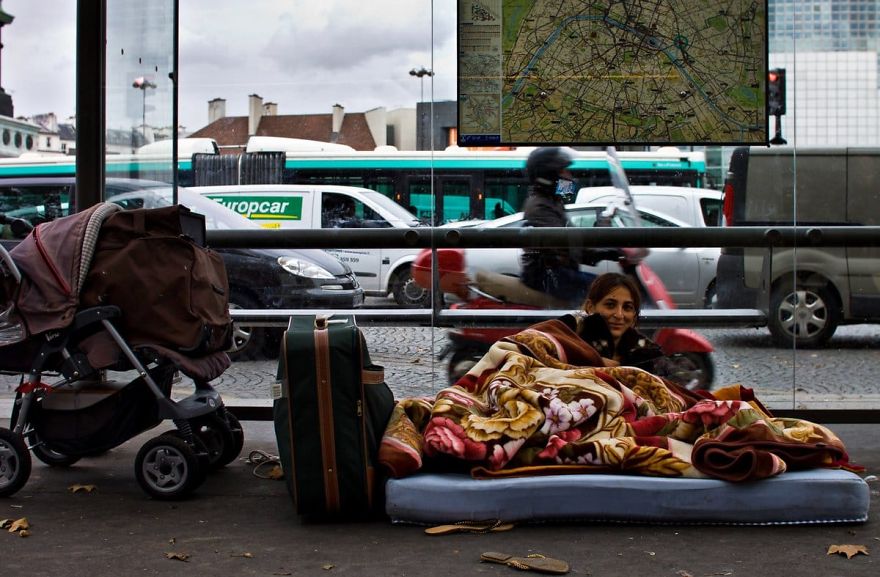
[768,68,786,116]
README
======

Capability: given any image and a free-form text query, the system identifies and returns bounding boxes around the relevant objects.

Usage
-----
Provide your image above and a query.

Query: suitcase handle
[314,315,349,330]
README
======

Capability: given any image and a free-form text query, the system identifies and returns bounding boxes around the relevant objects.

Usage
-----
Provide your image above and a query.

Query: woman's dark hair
[582,272,642,317]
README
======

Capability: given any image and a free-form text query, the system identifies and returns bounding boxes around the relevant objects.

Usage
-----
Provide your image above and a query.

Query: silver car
[458,202,719,309]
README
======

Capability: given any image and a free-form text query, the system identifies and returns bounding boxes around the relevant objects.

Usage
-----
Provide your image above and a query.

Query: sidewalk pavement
[1,414,877,577]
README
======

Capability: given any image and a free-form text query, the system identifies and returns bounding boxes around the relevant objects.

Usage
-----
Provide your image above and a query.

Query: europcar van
[575,185,723,227]
[716,146,880,347]
[192,184,431,306]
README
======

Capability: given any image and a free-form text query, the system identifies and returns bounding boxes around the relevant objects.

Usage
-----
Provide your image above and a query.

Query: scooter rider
[520,147,618,304]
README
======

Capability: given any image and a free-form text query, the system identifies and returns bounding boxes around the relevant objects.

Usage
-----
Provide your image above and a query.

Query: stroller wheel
[0,428,32,498]
[134,434,205,500]
[173,413,237,472]
[218,412,245,468]
[27,432,82,468]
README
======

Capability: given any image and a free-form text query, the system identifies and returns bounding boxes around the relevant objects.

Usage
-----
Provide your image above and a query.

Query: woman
[560,272,665,371]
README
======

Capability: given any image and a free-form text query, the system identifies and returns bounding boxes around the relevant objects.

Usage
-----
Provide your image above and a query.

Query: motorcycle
[412,246,715,391]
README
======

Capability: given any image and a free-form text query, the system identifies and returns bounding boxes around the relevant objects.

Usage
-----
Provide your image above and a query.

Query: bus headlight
[277,256,335,279]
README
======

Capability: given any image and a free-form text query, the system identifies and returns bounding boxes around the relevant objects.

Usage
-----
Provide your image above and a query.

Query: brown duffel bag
[80,204,233,355]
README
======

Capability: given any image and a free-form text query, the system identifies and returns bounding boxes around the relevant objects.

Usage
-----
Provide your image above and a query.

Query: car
[452,202,719,309]
[104,187,365,359]
[190,184,432,307]
[575,185,724,227]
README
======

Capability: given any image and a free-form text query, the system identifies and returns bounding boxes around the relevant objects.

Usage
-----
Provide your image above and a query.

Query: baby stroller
[0,203,243,500]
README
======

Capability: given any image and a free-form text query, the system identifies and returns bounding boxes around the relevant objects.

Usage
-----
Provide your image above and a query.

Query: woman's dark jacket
[560,311,665,372]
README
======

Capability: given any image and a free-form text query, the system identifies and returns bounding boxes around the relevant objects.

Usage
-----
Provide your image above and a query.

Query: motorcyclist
[520,146,616,304]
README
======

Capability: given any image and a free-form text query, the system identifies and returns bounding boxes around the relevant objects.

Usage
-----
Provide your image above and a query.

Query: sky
[1,0,457,133]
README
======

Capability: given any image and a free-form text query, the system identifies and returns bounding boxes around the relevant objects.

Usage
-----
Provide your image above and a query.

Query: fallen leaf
[68,484,97,494]
[165,552,190,562]
[827,544,869,559]
[230,552,254,558]
[19,530,30,538]
[267,465,284,480]
[322,564,335,570]
[8,518,29,533]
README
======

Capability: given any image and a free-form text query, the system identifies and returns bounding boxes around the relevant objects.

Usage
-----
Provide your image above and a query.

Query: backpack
[80,204,233,355]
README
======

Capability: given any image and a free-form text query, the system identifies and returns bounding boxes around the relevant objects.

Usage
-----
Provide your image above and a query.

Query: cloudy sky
[2,0,456,132]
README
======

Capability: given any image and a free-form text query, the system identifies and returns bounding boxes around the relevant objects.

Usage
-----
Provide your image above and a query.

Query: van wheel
[227,296,267,361]
[768,280,840,348]
[392,267,429,308]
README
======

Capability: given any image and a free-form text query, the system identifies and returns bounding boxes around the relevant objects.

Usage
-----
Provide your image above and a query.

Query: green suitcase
[273,314,395,518]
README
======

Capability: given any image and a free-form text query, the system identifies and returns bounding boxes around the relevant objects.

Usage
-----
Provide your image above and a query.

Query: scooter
[412,247,715,391]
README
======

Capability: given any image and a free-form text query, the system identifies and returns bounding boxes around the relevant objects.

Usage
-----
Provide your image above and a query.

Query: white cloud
[2,0,457,132]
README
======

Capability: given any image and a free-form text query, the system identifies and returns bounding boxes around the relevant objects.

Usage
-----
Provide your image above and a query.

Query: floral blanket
[378,319,858,482]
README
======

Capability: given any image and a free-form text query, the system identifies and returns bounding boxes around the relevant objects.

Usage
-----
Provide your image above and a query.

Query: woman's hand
[601,357,620,367]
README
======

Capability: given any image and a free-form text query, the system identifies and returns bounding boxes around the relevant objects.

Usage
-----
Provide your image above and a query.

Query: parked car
[190,184,431,307]
[104,187,364,359]
[451,202,719,309]
[575,185,724,227]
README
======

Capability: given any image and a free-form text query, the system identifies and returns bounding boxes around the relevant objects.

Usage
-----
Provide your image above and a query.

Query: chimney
[208,98,226,124]
[248,93,263,135]
[263,102,278,116]
[331,103,345,142]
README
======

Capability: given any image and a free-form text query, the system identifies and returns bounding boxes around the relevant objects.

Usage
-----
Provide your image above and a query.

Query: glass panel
[106,1,176,183]
[5,0,879,418]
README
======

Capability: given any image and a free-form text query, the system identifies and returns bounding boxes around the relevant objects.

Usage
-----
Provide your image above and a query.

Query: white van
[192,184,429,306]
[575,185,723,227]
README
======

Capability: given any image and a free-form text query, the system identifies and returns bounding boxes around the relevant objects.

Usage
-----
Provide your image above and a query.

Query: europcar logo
[207,195,303,220]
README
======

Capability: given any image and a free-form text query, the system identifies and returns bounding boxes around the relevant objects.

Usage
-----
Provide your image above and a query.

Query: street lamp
[132,76,157,139]
[408,66,434,103]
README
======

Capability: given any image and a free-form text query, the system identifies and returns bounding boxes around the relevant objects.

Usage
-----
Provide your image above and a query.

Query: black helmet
[525,147,574,187]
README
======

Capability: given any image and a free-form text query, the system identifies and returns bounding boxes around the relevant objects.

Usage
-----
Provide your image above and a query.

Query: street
[3,317,879,410]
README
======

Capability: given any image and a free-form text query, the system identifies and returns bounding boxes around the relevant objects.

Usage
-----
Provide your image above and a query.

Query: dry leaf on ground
[230,552,254,558]
[8,518,29,533]
[827,544,869,559]
[165,552,190,562]
[68,484,97,493]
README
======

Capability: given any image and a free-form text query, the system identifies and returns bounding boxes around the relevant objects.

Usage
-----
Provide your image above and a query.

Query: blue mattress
[385,469,870,526]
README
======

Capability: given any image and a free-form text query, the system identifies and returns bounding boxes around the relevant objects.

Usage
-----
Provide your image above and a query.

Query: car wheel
[227,295,268,361]
[392,267,430,308]
[768,279,840,348]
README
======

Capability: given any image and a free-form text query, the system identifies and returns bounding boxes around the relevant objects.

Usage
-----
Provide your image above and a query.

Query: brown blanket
[379,319,857,482]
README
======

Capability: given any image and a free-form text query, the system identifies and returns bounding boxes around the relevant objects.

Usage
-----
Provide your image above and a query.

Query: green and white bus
[0,140,707,225]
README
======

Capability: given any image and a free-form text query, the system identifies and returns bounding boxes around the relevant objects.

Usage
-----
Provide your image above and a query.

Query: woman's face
[586,286,637,341]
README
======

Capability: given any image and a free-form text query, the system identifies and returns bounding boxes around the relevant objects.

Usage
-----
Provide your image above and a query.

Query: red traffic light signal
[768,68,786,116]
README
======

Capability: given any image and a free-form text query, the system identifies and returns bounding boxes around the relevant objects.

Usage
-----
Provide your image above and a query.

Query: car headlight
[277,256,335,279]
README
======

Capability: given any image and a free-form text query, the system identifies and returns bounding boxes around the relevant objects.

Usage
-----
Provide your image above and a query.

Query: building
[190,95,422,152]
[768,0,880,146]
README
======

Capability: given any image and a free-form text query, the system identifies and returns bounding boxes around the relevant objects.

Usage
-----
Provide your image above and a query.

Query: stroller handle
[0,240,21,284]
[0,214,30,284]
